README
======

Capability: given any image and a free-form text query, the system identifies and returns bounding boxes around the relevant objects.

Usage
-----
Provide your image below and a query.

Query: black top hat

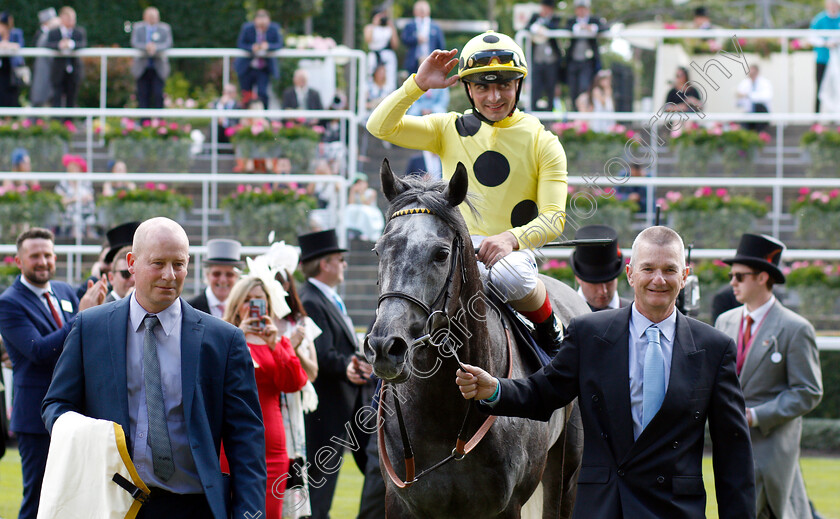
[103,221,140,264]
[694,6,708,17]
[540,0,556,7]
[203,239,244,267]
[298,229,347,263]
[569,225,624,283]
[724,233,785,284]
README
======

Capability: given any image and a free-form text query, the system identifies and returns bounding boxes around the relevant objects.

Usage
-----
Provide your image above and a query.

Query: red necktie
[736,315,754,375]
[44,293,63,329]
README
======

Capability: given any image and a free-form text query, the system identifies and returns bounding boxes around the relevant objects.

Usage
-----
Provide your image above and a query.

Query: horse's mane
[385,176,478,240]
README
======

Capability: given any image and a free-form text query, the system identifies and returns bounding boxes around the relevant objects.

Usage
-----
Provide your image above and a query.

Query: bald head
[129,218,190,314]
[133,217,189,258]
[143,7,160,25]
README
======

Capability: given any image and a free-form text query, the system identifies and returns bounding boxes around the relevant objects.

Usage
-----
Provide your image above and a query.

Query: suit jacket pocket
[577,466,610,484]
[672,475,704,496]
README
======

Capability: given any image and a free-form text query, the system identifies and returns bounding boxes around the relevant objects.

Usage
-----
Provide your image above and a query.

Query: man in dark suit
[457,226,756,519]
[45,6,86,108]
[0,228,108,519]
[235,9,283,109]
[130,7,173,109]
[570,224,632,311]
[527,0,564,110]
[564,0,607,109]
[400,0,445,74]
[297,229,374,519]
[104,246,135,303]
[281,68,324,110]
[42,217,266,519]
[187,239,242,318]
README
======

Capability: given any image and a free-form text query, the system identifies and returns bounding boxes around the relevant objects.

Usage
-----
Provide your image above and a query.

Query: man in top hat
[187,239,243,318]
[570,225,632,311]
[296,229,373,519]
[715,233,823,519]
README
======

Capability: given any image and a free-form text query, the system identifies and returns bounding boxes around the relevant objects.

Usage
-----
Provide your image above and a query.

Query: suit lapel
[740,302,781,383]
[15,280,58,330]
[108,298,132,432]
[179,301,204,427]
[309,281,357,346]
[596,307,635,462]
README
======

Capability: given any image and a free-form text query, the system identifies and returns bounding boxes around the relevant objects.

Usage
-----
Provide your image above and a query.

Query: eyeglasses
[467,50,520,69]
[117,270,132,280]
[728,271,758,282]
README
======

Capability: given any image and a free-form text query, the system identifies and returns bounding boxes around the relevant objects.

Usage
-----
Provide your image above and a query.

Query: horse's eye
[433,249,449,263]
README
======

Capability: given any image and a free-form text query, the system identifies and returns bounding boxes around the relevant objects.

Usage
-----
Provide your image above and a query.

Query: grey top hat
[203,239,244,266]
[38,7,57,24]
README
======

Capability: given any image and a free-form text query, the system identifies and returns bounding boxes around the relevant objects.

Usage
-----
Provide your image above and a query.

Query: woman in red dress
[220,276,308,518]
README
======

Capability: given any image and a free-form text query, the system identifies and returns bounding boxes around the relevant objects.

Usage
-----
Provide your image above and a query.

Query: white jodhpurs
[471,236,539,303]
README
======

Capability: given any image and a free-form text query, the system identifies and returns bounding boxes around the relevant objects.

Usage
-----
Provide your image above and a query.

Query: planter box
[234,138,319,173]
[109,138,192,173]
[0,136,67,172]
[564,142,626,176]
[668,208,758,248]
[575,204,637,247]
[97,202,186,228]
[676,144,756,176]
[794,206,840,248]
[803,144,840,178]
[0,203,62,243]
[227,202,313,246]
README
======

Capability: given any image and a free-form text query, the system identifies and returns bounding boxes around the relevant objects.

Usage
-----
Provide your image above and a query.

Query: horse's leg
[558,401,583,519]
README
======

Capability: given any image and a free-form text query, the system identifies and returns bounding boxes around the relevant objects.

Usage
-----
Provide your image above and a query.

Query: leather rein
[375,207,514,489]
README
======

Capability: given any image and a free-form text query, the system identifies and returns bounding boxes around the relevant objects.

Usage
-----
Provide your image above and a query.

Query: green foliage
[809,351,840,420]
[540,259,576,286]
[0,186,64,242]
[99,183,192,208]
[801,125,840,147]
[102,118,191,142]
[77,50,136,108]
[785,262,840,289]
[693,260,731,286]
[0,119,71,141]
[791,188,840,214]
[0,256,21,289]
[164,72,220,109]
[222,185,318,245]
[661,187,768,218]
[230,120,321,144]
[569,191,640,214]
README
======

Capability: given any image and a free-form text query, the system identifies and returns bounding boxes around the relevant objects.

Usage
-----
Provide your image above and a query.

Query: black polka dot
[455,114,481,137]
[510,200,539,227]
[473,151,510,187]
[483,34,500,44]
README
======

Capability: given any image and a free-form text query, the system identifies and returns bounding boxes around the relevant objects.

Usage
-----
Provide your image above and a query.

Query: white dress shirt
[204,286,225,319]
[576,287,620,310]
[20,276,65,326]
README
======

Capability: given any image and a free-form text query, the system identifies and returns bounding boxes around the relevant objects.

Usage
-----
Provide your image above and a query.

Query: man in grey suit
[715,233,823,519]
[131,7,172,109]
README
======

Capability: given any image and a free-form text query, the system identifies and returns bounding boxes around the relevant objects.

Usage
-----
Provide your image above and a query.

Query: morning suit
[0,277,80,519]
[481,306,755,519]
[186,291,211,315]
[41,297,266,519]
[45,24,87,108]
[281,87,324,110]
[715,302,822,519]
[299,280,364,519]
[400,18,445,74]
[564,15,606,106]
[234,22,283,108]
[526,12,563,110]
[130,21,173,109]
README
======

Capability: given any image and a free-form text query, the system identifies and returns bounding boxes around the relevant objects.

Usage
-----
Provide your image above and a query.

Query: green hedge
[808,350,840,419]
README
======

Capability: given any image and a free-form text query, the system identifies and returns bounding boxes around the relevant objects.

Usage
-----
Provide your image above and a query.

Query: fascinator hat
[262,241,301,281]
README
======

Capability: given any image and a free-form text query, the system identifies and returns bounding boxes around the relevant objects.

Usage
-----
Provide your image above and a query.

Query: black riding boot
[533,313,563,357]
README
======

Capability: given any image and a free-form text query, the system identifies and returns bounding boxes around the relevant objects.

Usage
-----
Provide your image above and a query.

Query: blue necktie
[642,326,665,430]
[143,315,175,481]
[332,292,347,315]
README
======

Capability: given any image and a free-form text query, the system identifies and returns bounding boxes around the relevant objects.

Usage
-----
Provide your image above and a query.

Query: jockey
[367,31,569,353]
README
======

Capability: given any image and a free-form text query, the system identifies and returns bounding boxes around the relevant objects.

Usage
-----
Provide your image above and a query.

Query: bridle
[373,206,514,489]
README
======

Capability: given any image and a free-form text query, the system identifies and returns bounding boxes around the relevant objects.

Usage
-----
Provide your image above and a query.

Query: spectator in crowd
[811,0,840,113]
[130,7,172,110]
[282,68,324,110]
[45,6,86,109]
[366,63,393,111]
[221,275,308,518]
[104,245,135,303]
[101,160,137,197]
[30,8,59,107]
[407,55,450,116]
[715,234,823,519]
[42,217,267,519]
[296,229,374,519]
[215,83,240,144]
[456,226,756,519]
[405,150,442,180]
[401,1,445,74]
[664,66,703,112]
[0,12,25,108]
[187,238,243,319]
[693,6,713,29]
[345,173,385,242]
[616,160,649,213]
[364,6,399,94]
[0,227,107,519]
[235,9,283,109]
[307,159,340,231]
[4,148,36,190]
[56,154,96,239]
[569,224,631,311]
[565,0,607,110]
[527,0,564,111]
[736,64,773,132]
[585,68,615,132]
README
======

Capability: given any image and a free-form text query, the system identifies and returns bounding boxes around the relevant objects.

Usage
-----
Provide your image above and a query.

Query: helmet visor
[466,49,522,69]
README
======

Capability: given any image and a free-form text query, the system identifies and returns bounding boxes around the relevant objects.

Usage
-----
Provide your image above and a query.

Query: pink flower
[715,188,728,197]
[656,198,669,211]
[713,259,727,267]
[158,127,168,135]
[820,194,830,203]
[21,119,31,128]
[151,119,160,128]
[708,126,723,136]
[16,185,27,193]
[782,266,791,275]
[251,124,264,136]
[665,191,682,202]
[63,120,77,133]
[185,99,197,109]
[36,119,44,126]
[94,126,102,135]
[811,123,824,134]
[31,184,41,192]
[3,256,13,264]
[125,119,136,131]
[701,186,713,197]
[791,39,802,50]
[559,261,568,268]
[567,185,576,194]
[157,183,167,190]
[829,189,839,199]
[547,259,561,269]
[224,127,236,137]
[237,184,246,193]
[142,120,152,127]
[765,196,772,204]
[664,23,678,29]
[145,182,156,190]
[285,121,294,128]
[254,187,262,194]
[625,130,636,139]
[758,131,771,143]
[737,38,746,47]
[670,129,682,139]
[708,40,722,52]
[613,124,626,134]
[798,187,810,196]
[576,122,590,133]
[184,124,192,133]
[271,120,282,130]
[312,125,325,134]
[169,122,179,130]
[10,123,19,130]
[811,191,823,201]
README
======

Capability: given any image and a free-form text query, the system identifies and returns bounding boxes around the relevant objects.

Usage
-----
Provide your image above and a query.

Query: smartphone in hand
[249,299,267,329]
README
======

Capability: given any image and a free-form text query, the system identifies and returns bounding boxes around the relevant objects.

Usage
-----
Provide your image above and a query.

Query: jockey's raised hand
[414,49,460,91]
[456,364,499,401]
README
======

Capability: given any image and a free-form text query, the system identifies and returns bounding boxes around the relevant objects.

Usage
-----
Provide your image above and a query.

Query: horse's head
[365,159,471,382]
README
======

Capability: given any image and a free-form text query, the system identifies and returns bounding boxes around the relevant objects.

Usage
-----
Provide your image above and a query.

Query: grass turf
[1,448,838,518]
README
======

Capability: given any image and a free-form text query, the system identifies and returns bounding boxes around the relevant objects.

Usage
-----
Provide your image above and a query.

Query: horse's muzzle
[365,334,410,382]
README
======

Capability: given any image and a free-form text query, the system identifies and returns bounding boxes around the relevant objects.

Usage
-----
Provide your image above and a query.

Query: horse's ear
[443,162,469,207]
[380,158,409,202]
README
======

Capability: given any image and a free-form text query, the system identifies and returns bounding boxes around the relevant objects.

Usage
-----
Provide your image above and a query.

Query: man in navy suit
[457,226,756,519]
[234,9,283,108]
[42,218,266,519]
[45,6,87,108]
[400,1,445,74]
[0,228,108,519]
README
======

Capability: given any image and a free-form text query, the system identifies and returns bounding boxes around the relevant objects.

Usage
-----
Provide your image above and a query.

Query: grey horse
[365,159,588,518]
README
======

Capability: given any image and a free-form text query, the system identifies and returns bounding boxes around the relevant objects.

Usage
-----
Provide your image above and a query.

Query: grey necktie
[144,314,175,481]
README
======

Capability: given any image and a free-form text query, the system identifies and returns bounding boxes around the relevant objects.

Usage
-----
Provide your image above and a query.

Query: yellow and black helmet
[458,31,528,84]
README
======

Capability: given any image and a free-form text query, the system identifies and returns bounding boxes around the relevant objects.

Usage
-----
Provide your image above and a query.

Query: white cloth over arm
[819,48,840,114]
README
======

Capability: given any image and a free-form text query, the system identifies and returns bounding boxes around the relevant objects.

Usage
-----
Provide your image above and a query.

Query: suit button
[694,411,701,420]
[657,476,665,484]
[672,441,679,449]
[617,469,625,477]
[601,433,608,440]
[592,395,599,403]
